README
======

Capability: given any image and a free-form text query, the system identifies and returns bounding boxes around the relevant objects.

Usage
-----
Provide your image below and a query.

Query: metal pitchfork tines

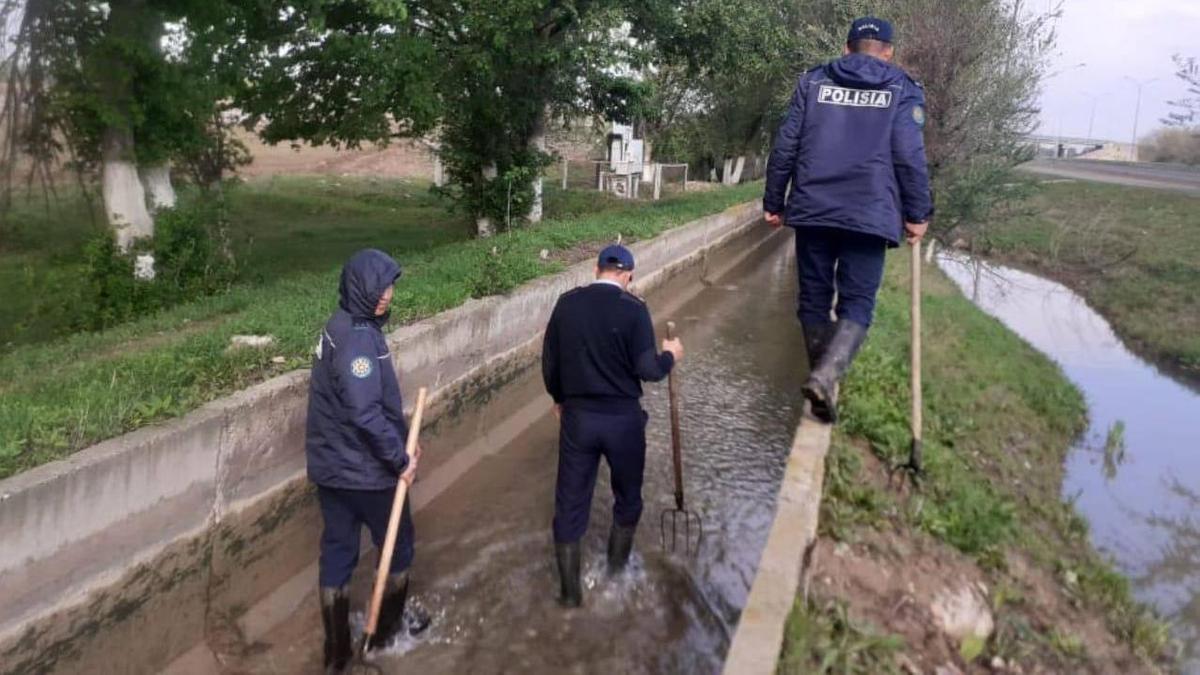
[659,321,703,555]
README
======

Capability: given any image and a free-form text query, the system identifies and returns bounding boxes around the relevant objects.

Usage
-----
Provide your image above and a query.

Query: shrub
[75,201,237,332]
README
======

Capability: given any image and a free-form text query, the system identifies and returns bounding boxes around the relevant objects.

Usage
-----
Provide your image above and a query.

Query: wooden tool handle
[365,387,428,638]
[910,244,923,445]
[665,322,684,510]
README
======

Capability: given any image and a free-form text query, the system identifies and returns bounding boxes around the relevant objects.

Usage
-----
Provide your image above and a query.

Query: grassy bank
[0,176,649,346]
[778,251,1174,673]
[0,180,761,479]
[981,180,1200,380]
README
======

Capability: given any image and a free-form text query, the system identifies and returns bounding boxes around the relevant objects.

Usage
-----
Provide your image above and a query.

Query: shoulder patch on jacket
[912,105,926,127]
[349,356,374,379]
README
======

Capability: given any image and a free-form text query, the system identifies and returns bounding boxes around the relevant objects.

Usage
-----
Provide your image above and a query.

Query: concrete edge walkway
[722,405,833,675]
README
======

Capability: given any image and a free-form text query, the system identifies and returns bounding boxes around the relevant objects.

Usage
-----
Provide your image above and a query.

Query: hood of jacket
[825,53,905,90]
[338,249,402,323]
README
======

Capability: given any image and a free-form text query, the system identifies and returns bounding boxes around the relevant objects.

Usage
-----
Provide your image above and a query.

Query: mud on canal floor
[213,236,808,673]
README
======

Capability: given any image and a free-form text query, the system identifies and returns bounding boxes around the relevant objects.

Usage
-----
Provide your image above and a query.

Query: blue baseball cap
[598,244,635,271]
[848,17,894,44]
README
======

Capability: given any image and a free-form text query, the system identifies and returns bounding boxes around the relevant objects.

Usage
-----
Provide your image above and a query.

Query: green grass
[0,179,761,479]
[983,180,1200,377]
[783,250,1173,669]
[0,175,640,345]
[779,599,904,674]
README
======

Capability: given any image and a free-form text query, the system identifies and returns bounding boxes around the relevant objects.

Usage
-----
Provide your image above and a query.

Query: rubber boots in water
[367,571,431,652]
[607,523,636,574]
[801,320,835,372]
[802,320,868,424]
[556,542,583,608]
[320,586,351,675]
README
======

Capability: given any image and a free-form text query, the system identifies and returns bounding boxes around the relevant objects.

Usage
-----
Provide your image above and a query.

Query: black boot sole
[802,381,837,424]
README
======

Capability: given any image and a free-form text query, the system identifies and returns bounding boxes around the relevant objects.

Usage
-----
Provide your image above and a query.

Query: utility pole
[1124,77,1158,161]
[1045,62,1087,158]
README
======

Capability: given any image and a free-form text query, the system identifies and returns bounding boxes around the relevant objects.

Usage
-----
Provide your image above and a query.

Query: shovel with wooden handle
[659,321,702,555]
[358,387,427,658]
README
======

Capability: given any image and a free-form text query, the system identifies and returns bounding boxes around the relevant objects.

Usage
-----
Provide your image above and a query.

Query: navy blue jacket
[306,249,409,490]
[542,282,674,413]
[764,53,933,245]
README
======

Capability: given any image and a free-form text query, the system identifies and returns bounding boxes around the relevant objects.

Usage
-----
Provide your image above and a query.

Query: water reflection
[938,253,1200,670]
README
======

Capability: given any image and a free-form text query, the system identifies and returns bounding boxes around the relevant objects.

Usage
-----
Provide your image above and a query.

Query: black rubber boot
[606,523,636,575]
[367,571,431,650]
[802,320,868,424]
[319,586,352,675]
[801,320,835,372]
[555,542,583,608]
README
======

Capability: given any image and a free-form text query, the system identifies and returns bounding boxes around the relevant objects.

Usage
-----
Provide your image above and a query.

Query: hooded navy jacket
[764,53,933,245]
[305,249,409,490]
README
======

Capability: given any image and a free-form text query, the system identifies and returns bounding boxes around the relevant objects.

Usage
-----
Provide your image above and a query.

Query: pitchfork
[659,321,703,555]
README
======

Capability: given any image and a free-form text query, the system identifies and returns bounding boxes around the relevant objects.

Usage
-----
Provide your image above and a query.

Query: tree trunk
[98,0,155,251]
[140,164,176,211]
[476,163,498,238]
[729,155,746,184]
[721,157,733,185]
[641,140,655,182]
[528,109,547,224]
[103,127,153,251]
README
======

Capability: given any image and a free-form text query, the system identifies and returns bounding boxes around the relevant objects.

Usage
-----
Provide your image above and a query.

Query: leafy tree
[0,0,246,247]
[1162,53,1199,129]
[643,0,847,183]
[889,0,1057,242]
[416,0,650,235]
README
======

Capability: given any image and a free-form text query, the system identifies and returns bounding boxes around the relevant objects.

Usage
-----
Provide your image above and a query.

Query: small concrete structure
[722,407,833,675]
[0,201,764,674]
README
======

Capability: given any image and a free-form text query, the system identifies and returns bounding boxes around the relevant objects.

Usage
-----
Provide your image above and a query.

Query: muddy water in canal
[245,236,808,674]
[939,255,1200,672]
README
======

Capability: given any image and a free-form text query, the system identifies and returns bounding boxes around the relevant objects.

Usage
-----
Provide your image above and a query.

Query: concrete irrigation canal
[0,204,833,675]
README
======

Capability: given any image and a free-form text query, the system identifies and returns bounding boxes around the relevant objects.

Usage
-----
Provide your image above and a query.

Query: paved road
[1021,158,1200,194]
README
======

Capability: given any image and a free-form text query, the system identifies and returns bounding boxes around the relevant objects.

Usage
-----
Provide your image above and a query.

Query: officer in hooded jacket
[764,16,933,423]
[306,249,428,673]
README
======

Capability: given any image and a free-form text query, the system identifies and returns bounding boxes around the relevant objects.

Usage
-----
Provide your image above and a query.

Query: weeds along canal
[244,236,809,674]
[939,253,1200,671]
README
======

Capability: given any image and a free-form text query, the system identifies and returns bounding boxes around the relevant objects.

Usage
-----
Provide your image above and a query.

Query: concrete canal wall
[0,201,769,674]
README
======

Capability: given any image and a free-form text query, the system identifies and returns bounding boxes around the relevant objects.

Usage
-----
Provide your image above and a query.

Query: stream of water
[939,254,1200,672]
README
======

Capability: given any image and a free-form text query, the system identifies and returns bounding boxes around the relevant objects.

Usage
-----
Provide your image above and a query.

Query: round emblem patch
[912,105,926,127]
[350,356,374,379]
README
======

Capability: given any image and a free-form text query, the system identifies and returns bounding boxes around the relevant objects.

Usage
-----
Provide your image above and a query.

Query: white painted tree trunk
[728,155,746,185]
[476,163,498,238]
[722,157,734,185]
[528,109,547,224]
[140,164,176,211]
[641,140,655,182]
[102,128,154,252]
[432,155,446,187]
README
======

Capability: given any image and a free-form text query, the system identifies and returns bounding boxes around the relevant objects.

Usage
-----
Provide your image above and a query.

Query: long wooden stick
[665,321,684,510]
[363,387,427,647]
[909,243,924,473]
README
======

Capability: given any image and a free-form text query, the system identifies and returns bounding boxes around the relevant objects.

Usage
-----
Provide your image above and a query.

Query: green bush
[76,201,237,332]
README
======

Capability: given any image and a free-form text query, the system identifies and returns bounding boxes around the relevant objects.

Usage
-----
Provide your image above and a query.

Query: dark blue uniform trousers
[553,406,648,544]
[317,486,414,588]
[794,227,888,327]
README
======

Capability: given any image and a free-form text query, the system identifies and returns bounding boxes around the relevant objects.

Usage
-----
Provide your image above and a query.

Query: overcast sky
[1037,0,1200,142]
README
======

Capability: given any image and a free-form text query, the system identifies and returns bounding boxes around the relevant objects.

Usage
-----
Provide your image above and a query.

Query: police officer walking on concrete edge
[541,244,685,607]
[306,249,430,673]
[764,16,933,423]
